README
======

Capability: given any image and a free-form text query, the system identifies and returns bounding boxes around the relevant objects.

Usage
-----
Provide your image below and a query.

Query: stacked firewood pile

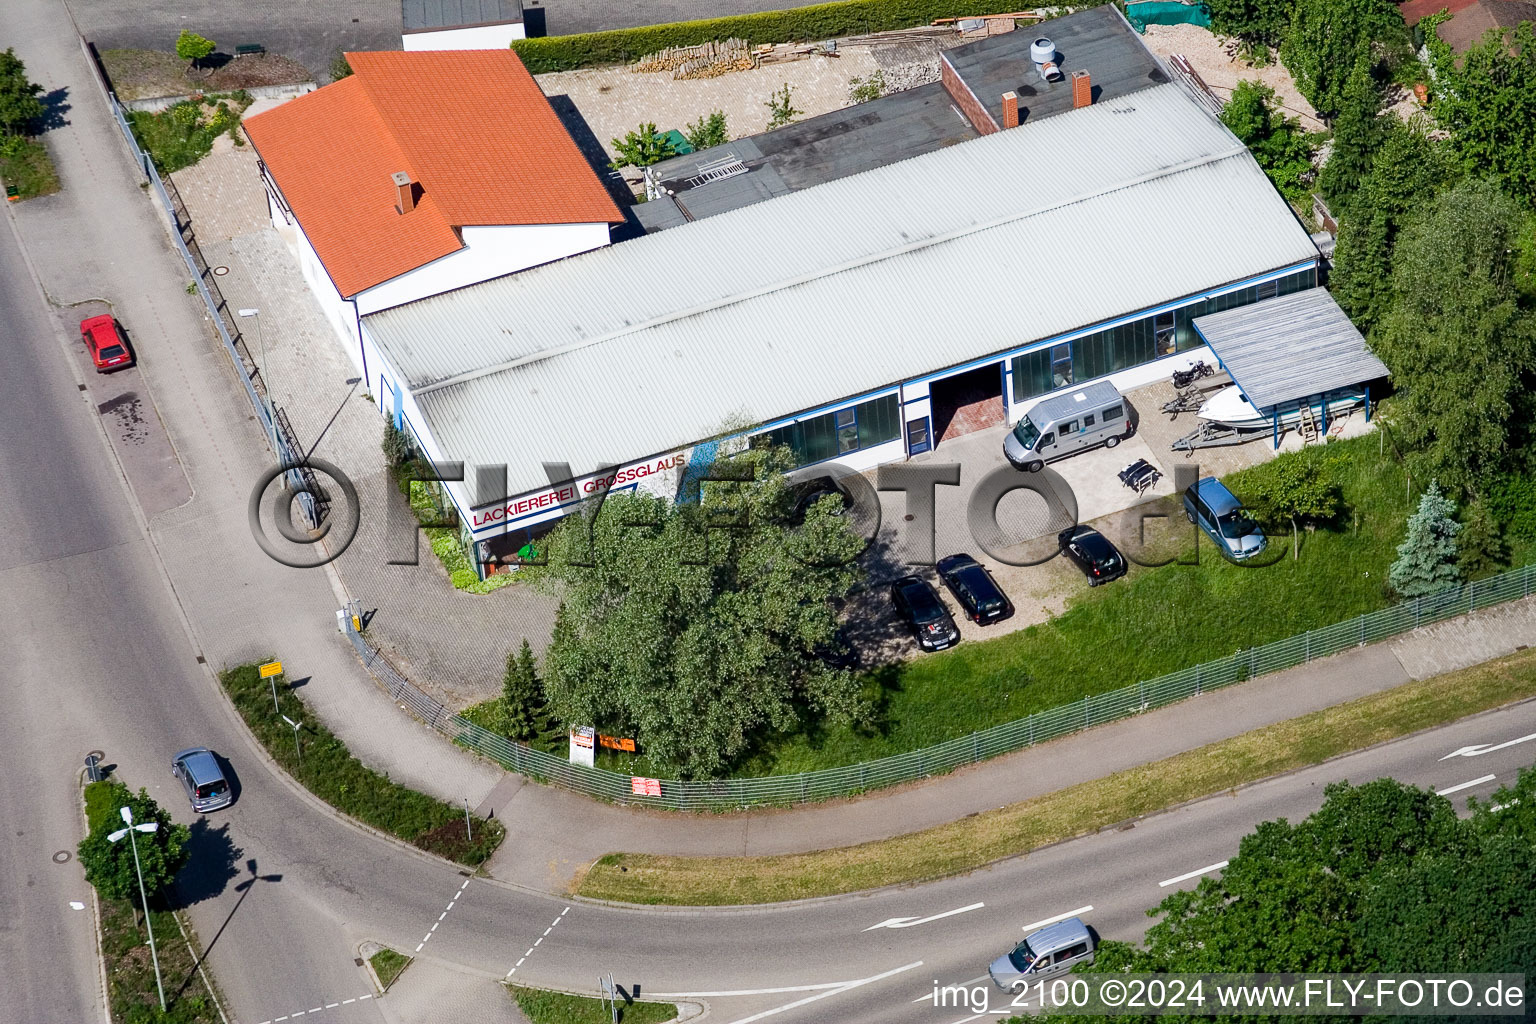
[633,38,757,79]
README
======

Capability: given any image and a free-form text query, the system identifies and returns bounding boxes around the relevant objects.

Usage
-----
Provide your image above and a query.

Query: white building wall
[354,222,611,316]
[402,22,526,50]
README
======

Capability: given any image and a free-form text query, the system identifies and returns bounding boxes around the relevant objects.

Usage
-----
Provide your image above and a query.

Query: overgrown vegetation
[1219,79,1316,202]
[509,0,1054,74]
[848,69,886,103]
[220,663,503,865]
[126,92,251,173]
[511,987,677,1024]
[0,47,59,200]
[83,781,222,1024]
[576,645,1536,904]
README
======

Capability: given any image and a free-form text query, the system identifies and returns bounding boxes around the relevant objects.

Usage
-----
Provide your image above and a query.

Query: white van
[1004,381,1133,472]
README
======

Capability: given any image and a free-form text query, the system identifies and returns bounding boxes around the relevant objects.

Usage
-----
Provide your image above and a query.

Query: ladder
[1297,404,1320,444]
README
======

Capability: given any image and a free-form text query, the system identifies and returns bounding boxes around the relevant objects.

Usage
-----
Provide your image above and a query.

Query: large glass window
[752,393,900,467]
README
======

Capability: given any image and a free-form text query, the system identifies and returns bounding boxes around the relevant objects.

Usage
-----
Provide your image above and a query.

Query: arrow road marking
[1022,906,1092,932]
[865,902,985,931]
[1435,774,1495,796]
[1159,861,1229,888]
[1440,731,1536,760]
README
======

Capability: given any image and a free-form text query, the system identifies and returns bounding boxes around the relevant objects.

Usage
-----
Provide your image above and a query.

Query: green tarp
[1125,1,1212,32]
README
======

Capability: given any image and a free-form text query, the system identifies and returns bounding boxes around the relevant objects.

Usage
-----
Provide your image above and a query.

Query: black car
[1057,525,1128,586]
[890,575,961,651]
[935,554,1014,624]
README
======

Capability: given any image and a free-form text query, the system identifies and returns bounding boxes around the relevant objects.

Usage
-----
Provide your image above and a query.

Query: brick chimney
[1001,91,1019,129]
[392,171,416,214]
[1071,69,1092,109]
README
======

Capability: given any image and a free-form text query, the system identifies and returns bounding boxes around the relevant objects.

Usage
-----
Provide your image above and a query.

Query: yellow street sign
[258,661,284,679]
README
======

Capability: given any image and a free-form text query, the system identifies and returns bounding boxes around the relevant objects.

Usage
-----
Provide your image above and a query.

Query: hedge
[514,0,1015,73]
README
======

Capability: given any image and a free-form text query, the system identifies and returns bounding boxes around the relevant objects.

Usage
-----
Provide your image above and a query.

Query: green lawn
[220,663,503,864]
[734,434,1529,776]
[369,947,411,990]
[0,136,60,199]
[510,987,676,1024]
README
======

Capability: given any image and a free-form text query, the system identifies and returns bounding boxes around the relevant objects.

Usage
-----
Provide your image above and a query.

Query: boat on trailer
[1197,385,1366,431]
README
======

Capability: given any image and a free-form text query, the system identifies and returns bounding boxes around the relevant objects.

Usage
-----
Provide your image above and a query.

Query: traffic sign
[259,661,283,678]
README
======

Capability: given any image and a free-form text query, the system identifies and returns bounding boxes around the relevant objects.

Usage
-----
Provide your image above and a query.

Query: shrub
[219,663,503,864]
[382,420,415,467]
[1487,473,1536,541]
[765,82,802,129]
[609,121,676,168]
[683,109,729,150]
[848,69,885,103]
[510,0,1042,73]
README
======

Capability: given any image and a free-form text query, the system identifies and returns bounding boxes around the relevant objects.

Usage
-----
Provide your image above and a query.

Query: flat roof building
[354,38,1335,575]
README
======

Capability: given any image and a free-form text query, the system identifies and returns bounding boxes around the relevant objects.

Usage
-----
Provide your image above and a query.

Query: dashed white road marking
[1021,906,1093,932]
[417,878,471,953]
[253,994,371,1024]
[1436,774,1496,796]
[1159,861,1229,887]
[505,907,570,979]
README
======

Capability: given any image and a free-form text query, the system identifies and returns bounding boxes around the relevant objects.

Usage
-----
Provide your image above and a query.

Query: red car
[80,314,134,372]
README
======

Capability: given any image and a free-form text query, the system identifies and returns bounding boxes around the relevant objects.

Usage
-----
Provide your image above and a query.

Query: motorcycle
[1171,360,1214,389]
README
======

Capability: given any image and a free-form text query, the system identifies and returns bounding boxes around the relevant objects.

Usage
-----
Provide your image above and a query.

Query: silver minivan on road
[1004,381,1133,472]
[988,916,1097,993]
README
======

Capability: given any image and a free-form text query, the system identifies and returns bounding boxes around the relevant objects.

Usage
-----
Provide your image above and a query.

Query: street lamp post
[108,806,166,1012]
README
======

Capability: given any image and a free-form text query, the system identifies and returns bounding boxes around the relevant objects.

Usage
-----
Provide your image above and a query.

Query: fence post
[1029,714,1035,746]
[1414,596,1421,627]
[1360,613,1366,645]
[1083,695,1090,728]
[1195,663,1202,695]
[1304,630,1311,662]
[1138,680,1146,709]
[972,732,979,763]
[1468,578,1476,613]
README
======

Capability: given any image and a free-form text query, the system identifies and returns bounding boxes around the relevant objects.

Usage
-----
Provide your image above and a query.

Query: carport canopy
[1191,288,1388,408]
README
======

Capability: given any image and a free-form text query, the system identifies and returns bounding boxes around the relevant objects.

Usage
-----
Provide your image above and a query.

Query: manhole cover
[53,850,71,863]
[213,266,230,276]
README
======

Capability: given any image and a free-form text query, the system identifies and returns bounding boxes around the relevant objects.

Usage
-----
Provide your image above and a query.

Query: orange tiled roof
[1399,0,1477,26]
[244,49,623,299]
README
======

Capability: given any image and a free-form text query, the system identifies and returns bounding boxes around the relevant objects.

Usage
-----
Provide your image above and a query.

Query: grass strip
[510,986,677,1024]
[85,780,223,1024]
[220,663,504,865]
[369,947,411,991]
[0,136,60,199]
[576,645,1536,905]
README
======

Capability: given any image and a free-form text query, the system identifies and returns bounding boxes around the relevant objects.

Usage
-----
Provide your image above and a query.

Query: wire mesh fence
[343,564,1535,811]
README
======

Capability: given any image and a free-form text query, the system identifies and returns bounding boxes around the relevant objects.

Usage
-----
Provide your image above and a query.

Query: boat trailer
[1169,420,1269,452]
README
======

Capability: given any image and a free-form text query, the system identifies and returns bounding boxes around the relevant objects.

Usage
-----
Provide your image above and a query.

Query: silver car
[171,747,234,813]
[989,917,1096,993]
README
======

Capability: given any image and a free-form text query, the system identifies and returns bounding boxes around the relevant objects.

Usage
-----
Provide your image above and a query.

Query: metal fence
[80,36,314,514]
[342,564,1536,811]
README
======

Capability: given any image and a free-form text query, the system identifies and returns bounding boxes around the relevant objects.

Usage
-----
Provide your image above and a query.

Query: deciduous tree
[77,785,191,909]
[1280,0,1404,120]
[1371,179,1536,494]
[175,30,216,74]
[1248,451,1342,559]
[1388,480,1461,596]
[608,121,676,168]
[1329,119,1457,333]
[540,446,866,778]
[0,48,44,138]
[1205,0,1291,50]
[1428,22,1536,205]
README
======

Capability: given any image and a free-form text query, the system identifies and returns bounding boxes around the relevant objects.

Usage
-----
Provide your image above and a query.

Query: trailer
[1169,420,1269,452]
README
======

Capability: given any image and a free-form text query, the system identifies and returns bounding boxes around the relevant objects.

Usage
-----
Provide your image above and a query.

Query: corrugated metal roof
[402,0,522,31]
[1193,289,1388,408]
[365,82,1320,497]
